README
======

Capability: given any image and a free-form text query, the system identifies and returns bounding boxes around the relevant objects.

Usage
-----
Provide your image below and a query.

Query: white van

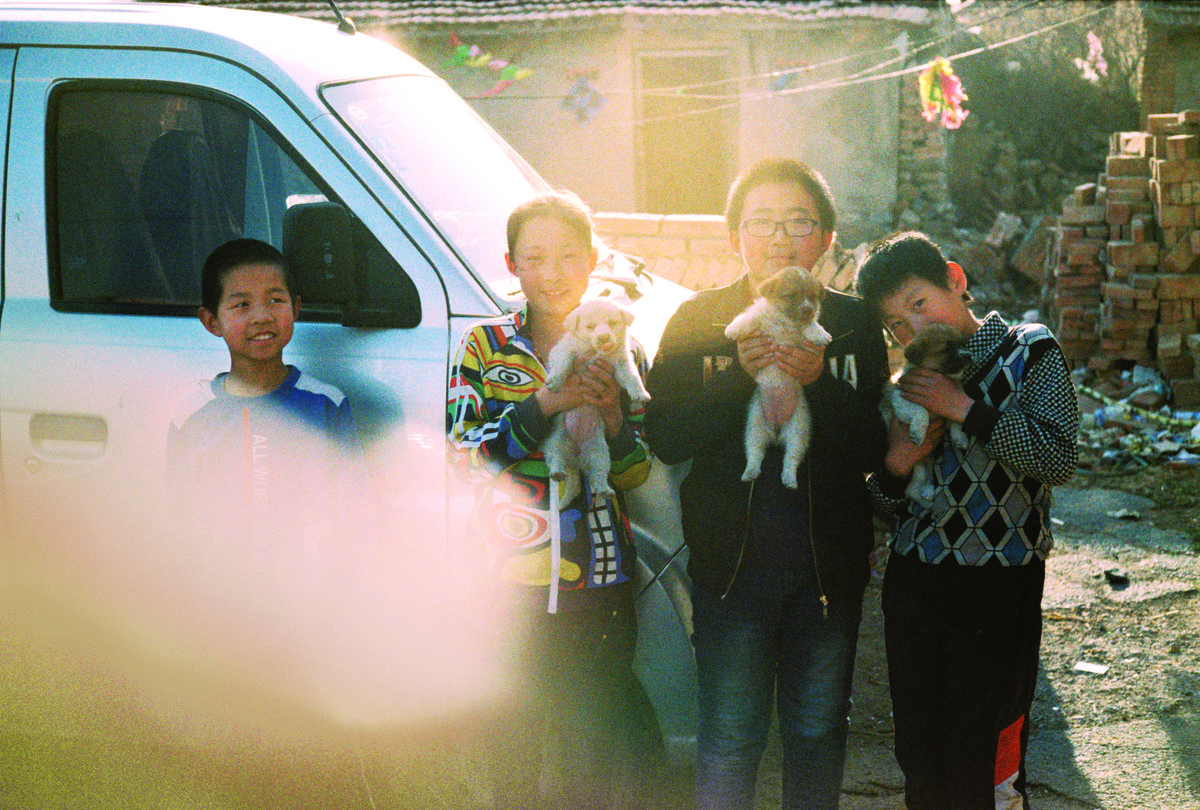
[0,1,695,763]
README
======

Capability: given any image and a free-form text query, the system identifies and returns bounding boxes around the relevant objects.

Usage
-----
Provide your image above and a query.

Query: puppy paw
[782,469,799,489]
[591,486,615,503]
[741,465,762,482]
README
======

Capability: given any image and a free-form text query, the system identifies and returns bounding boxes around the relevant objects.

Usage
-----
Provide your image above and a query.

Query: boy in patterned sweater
[855,232,1079,810]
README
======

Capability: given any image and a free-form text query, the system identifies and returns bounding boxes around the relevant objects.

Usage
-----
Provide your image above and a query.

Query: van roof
[0,2,435,89]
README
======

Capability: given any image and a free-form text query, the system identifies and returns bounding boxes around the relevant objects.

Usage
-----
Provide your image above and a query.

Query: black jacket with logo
[644,274,889,604]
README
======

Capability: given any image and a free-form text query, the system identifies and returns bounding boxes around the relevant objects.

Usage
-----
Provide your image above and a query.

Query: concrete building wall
[383,15,906,246]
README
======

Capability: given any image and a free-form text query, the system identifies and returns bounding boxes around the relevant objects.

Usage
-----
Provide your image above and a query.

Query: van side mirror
[282,201,421,329]
[283,201,354,306]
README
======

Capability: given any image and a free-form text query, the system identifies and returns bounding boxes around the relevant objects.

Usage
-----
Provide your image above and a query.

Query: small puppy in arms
[725,266,831,489]
[882,322,970,504]
[543,297,649,502]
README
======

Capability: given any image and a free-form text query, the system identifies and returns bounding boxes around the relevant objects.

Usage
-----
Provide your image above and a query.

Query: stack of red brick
[1052,111,1200,407]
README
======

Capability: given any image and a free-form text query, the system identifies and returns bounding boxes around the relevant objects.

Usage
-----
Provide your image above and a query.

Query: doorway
[638,53,733,215]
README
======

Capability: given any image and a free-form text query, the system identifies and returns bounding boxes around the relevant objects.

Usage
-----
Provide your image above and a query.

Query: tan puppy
[724,266,832,489]
[543,298,650,501]
[882,322,971,504]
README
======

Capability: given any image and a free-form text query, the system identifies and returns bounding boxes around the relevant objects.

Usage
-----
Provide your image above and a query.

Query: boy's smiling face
[200,262,299,365]
[729,180,833,293]
[879,265,976,346]
[506,213,596,325]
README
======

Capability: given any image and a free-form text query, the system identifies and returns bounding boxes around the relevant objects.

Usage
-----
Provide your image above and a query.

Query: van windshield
[323,75,548,301]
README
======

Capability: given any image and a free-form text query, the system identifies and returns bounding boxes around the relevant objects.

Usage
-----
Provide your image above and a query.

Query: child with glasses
[645,158,889,809]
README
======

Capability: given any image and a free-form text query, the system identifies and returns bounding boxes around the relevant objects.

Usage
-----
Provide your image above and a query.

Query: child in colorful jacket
[447,190,653,809]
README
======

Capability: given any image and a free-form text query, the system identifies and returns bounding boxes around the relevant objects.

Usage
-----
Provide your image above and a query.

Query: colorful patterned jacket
[447,307,650,611]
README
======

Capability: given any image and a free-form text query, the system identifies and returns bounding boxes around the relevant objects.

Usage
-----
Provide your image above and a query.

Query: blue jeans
[692,565,863,810]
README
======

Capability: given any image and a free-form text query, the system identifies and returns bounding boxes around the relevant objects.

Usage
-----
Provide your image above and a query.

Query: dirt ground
[2,466,1199,808]
[829,464,1200,810]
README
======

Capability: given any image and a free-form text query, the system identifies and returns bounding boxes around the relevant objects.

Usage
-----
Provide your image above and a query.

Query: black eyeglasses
[740,217,820,238]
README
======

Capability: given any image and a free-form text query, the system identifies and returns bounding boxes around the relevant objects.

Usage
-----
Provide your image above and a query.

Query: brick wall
[893,78,955,239]
[594,212,745,291]
[595,211,864,293]
[1052,111,1200,406]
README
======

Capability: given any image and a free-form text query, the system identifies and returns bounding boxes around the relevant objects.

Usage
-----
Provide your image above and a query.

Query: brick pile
[1051,111,1200,406]
[1053,182,1107,363]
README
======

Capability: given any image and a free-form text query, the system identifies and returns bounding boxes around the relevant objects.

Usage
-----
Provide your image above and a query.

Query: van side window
[51,87,418,324]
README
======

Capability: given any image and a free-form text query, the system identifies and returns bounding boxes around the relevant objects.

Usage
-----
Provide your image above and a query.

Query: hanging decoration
[917,57,969,130]
[446,33,533,98]
[562,74,605,123]
[1074,31,1108,84]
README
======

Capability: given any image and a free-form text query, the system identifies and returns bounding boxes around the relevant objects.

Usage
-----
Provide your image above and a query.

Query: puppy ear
[902,334,925,364]
[797,274,824,302]
[622,306,635,326]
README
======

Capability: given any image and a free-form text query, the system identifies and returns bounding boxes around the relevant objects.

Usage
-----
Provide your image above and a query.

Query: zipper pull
[820,594,828,621]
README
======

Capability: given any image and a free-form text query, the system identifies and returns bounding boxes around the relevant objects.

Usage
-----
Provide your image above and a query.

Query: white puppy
[543,297,650,502]
[881,322,971,504]
[724,267,832,489]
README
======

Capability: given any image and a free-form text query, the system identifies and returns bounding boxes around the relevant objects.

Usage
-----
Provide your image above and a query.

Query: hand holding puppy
[897,367,973,424]
[737,331,825,386]
[537,357,623,434]
[884,414,946,478]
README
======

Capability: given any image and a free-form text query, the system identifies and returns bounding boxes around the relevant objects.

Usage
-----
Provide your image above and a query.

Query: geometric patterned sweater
[867,313,1079,566]
[447,307,650,609]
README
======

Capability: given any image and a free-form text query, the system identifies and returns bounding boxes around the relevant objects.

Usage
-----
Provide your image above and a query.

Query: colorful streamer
[917,56,969,130]
[446,32,532,97]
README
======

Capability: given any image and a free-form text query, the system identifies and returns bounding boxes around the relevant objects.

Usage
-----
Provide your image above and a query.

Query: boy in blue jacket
[168,238,360,563]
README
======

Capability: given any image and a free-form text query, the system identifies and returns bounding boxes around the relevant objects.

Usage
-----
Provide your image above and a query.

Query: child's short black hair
[201,238,292,314]
[506,190,595,257]
[724,157,837,233]
[854,231,970,313]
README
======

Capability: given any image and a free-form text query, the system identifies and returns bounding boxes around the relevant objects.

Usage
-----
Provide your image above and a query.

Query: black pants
[882,550,1044,810]
[485,583,659,809]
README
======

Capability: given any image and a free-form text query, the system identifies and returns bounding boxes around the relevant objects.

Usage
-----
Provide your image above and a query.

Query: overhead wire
[625,1,1114,131]
[761,1,1112,101]
[470,0,1114,134]
[637,0,1049,100]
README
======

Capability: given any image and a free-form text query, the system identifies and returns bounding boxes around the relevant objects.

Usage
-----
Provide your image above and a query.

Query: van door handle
[29,414,108,460]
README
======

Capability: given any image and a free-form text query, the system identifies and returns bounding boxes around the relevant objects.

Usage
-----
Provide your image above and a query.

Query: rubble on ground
[1073,363,1200,473]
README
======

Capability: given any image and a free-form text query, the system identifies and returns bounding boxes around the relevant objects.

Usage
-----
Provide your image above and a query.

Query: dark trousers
[692,565,863,810]
[484,583,658,809]
[882,550,1044,810]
